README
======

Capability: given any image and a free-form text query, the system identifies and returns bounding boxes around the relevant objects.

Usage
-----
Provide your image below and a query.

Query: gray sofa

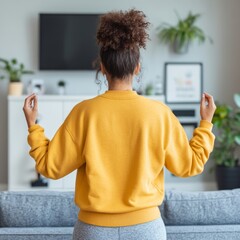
[0,189,240,240]
[161,189,240,239]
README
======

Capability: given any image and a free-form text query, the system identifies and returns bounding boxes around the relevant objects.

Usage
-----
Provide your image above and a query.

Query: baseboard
[0,184,8,191]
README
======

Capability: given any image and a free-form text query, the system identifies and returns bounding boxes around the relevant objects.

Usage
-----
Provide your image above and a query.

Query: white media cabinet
[8,95,94,190]
[8,94,215,191]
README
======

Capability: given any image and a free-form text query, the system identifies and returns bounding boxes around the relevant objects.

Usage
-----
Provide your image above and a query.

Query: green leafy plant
[145,83,154,95]
[0,58,34,82]
[58,80,66,87]
[212,94,240,167]
[157,12,212,53]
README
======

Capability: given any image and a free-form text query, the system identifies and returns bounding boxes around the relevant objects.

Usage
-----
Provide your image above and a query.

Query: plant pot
[58,86,65,95]
[173,39,189,54]
[8,82,23,96]
[216,165,240,190]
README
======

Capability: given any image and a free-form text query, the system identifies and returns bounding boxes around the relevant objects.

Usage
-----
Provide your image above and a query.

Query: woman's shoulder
[138,95,171,112]
[70,95,100,110]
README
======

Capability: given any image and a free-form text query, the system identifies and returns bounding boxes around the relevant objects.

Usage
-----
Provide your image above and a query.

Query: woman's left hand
[23,93,38,128]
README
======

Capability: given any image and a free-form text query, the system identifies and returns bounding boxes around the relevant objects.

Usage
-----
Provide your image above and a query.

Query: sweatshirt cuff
[28,124,43,133]
[199,120,213,130]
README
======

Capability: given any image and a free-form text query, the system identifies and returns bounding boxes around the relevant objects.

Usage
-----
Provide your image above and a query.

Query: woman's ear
[134,63,141,75]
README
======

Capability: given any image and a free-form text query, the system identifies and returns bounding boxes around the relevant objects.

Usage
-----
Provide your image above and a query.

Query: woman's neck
[107,77,133,91]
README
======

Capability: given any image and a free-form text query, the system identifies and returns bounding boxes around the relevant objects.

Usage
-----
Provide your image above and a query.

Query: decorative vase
[8,82,23,96]
[216,165,240,190]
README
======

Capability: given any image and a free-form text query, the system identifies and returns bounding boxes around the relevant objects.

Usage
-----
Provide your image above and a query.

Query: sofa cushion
[160,188,240,225]
[0,227,73,240]
[166,225,240,240]
[0,191,78,227]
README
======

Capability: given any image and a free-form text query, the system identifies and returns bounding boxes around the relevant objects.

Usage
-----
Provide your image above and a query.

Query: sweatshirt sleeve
[27,122,84,180]
[165,112,215,177]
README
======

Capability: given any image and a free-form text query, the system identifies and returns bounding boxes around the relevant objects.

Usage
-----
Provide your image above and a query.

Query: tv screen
[39,14,101,70]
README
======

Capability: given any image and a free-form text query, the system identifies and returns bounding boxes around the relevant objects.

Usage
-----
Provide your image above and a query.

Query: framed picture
[181,122,198,140]
[164,63,203,104]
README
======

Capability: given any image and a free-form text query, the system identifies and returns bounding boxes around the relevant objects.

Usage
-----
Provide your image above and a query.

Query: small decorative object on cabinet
[27,79,45,95]
[58,80,66,95]
[0,58,34,95]
[157,12,212,54]
[212,93,240,190]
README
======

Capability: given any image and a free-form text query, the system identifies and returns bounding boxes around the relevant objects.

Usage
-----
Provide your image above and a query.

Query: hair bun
[97,9,150,50]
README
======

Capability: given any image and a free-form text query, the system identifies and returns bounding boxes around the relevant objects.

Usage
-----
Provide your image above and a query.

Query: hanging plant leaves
[157,11,212,54]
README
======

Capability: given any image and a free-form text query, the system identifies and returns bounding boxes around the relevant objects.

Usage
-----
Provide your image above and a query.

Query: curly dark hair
[95,9,150,81]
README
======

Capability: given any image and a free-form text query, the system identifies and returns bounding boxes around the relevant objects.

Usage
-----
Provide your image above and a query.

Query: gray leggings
[73,217,166,240]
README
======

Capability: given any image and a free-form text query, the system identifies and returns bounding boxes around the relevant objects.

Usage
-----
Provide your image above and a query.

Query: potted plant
[0,58,34,96]
[212,94,240,190]
[57,80,66,95]
[145,83,154,95]
[157,12,212,54]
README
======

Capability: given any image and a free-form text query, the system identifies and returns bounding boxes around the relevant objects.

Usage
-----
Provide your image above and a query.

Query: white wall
[1,0,240,185]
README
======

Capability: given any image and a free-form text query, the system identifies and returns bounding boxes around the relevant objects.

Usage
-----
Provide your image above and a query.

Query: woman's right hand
[200,92,216,123]
[23,93,38,128]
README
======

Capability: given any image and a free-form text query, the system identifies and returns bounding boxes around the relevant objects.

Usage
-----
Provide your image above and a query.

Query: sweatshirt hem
[78,207,160,227]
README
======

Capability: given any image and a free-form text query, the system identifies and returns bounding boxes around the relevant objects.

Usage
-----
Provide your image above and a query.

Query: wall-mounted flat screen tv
[39,14,101,70]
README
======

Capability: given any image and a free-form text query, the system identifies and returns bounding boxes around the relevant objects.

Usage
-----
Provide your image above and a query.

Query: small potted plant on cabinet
[145,83,154,95]
[57,80,66,95]
[157,12,212,54]
[212,94,240,190]
[0,58,34,96]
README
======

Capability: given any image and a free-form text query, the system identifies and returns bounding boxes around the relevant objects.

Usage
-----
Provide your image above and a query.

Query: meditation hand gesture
[23,93,38,128]
[200,92,216,123]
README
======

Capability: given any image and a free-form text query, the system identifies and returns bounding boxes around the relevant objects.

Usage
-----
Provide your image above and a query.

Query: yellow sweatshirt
[28,90,215,227]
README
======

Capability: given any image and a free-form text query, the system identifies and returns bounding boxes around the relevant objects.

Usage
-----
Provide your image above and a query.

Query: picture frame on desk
[164,62,203,104]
